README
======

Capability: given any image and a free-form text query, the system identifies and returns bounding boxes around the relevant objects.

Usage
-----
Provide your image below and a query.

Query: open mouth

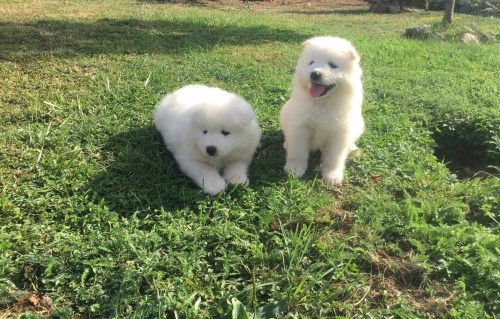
[309,82,335,99]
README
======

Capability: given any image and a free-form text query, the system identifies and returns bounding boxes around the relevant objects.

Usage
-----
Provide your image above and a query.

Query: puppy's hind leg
[320,137,351,185]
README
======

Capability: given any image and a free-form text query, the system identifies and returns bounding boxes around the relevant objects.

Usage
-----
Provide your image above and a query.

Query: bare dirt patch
[194,0,369,11]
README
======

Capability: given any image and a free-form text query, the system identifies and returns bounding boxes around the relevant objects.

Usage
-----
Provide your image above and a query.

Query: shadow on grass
[0,18,307,62]
[252,129,324,184]
[85,126,288,215]
[83,126,181,215]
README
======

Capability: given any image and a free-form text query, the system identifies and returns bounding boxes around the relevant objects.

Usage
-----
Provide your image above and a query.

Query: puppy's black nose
[206,146,217,156]
[310,71,321,81]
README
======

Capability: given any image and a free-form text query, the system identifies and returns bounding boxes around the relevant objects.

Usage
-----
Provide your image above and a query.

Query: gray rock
[479,31,497,43]
[389,5,402,13]
[457,3,474,13]
[429,0,446,10]
[369,3,391,13]
[432,32,446,41]
[405,24,433,39]
[482,1,497,9]
[478,7,500,17]
[402,7,426,12]
[459,33,480,43]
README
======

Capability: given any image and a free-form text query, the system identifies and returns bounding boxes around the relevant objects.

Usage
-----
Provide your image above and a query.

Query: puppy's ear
[235,104,256,127]
[347,49,360,62]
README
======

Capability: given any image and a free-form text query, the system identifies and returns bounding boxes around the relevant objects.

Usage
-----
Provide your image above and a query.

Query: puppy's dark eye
[329,63,338,69]
[221,130,230,136]
[203,130,207,134]
[309,61,314,65]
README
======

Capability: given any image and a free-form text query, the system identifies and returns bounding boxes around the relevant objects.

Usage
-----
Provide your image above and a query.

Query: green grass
[1,0,499,318]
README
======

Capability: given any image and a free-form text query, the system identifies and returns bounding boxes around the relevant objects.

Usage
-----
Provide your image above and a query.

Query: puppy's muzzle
[206,146,217,156]
[309,71,335,98]
[311,71,322,82]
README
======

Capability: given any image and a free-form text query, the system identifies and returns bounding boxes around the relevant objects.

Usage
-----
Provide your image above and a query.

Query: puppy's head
[295,36,361,99]
[190,97,259,159]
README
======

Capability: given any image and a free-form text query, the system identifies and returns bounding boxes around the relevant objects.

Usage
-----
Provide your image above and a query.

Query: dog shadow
[84,126,297,215]
[252,129,324,186]
[84,126,192,215]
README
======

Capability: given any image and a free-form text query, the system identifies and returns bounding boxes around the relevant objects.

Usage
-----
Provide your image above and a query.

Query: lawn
[0,0,499,318]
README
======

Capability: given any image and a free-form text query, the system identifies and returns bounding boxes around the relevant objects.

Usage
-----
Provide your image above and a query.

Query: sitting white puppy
[280,36,365,185]
[154,85,261,195]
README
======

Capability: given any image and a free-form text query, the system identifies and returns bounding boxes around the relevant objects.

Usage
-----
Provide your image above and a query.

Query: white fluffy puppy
[279,36,365,185]
[154,84,261,195]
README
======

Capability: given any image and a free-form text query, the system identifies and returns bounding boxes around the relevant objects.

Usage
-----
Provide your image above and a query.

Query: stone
[459,33,480,44]
[402,7,426,12]
[457,3,473,13]
[479,31,497,43]
[432,32,446,41]
[389,5,402,13]
[428,0,446,10]
[405,24,432,39]
[369,3,391,13]
[478,7,500,17]
[482,1,498,9]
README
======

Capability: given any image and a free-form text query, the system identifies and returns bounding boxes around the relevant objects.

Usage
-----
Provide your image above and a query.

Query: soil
[196,0,370,11]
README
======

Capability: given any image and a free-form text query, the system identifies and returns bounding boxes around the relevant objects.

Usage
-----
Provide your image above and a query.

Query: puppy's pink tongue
[309,83,325,99]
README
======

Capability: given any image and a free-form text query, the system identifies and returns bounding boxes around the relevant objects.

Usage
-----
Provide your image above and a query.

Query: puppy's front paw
[284,161,307,178]
[223,163,250,186]
[203,178,227,195]
[225,174,249,186]
[322,170,344,185]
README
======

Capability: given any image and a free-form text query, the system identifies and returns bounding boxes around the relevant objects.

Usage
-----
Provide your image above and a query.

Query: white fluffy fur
[154,84,261,195]
[279,36,365,185]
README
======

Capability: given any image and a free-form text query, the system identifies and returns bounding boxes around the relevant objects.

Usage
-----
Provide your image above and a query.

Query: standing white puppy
[154,85,261,195]
[279,36,365,185]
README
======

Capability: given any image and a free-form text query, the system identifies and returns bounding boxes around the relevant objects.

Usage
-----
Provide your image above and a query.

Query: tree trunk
[443,0,455,24]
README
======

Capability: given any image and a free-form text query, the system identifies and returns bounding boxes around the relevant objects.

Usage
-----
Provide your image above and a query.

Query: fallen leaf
[42,294,52,307]
[29,294,39,306]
